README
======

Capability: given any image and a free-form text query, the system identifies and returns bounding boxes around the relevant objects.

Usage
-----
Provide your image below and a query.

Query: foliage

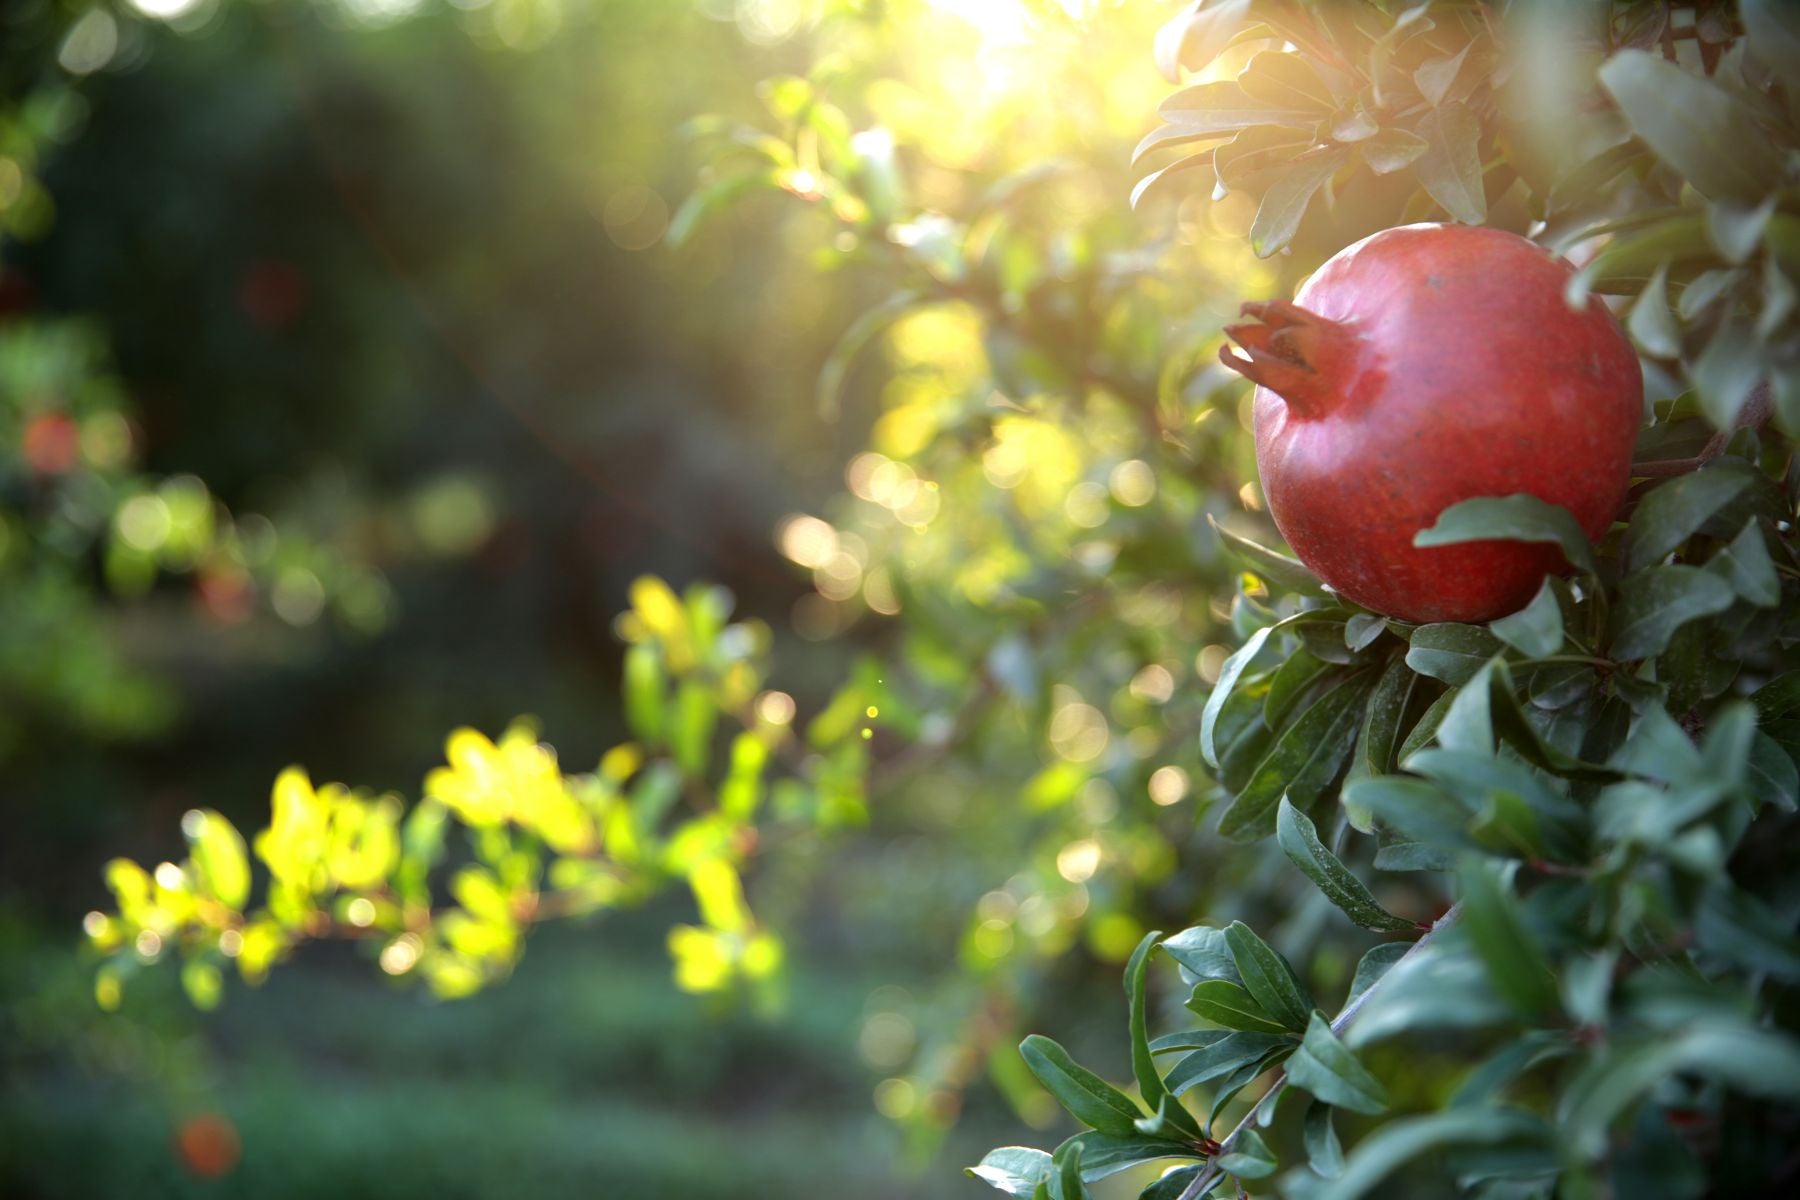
[33,0,1800,1195]
[963,1,1800,1195]
[84,575,882,1009]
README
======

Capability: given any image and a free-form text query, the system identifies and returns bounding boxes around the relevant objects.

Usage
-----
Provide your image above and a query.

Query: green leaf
[1598,50,1784,203]
[815,290,925,418]
[1692,317,1766,430]
[1277,799,1416,932]
[1051,1139,1087,1200]
[1696,883,1800,982]
[1412,102,1486,225]
[1059,1131,1196,1182]
[1610,564,1737,660]
[1154,0,1253,82]
[1358,127,1428,175]
[624,643,665,742]
[1287,1012,1388,1115]
[1215,127,1314,191]
[1625,465,1756,571]
[1020,1036,1144,1136]
[1457,858,1558,1017]
[1560,1023,1800,1159]
[1414,494,1597,576]
[1126,932,1201,1138]
[1149,1029,1232,1056]
[1406,624,1503,686]
[1742,0,1800,93]
[1311,1108,1550,1200]
[1396,688,1457,761]
[1187,979,1292,1036]
[1239,50,1336,111]
[1746,732,1800,812]
[1265,652,1336,727]
[186,809,250,911]
[1159,81,1317,132]
[1217,1128,1277,1180]
[1345,776,1475,859]
[1344,614,1388,653]
[1706,196,1777,265]
[969,1147,1052,1197]
[1138,1165,1205,1200]
[1346,930,1514,1047]
[1165,1032,1296,1097]
[1131,153,1213,210]
[1303,1101,1344,1179]
[1345,943,1409,1011]
[1626,263,1681,359]
[1752,671,1800,721]
[1224,920,1312,1031]
[1251,151,1347,259]
[1708,519,1780,607]
[1488,579,1563,659]
[1201,623,1275,768]
[1414,43,1475,107]
[1217,671,1373,841]
[1162,925,1242,987]
[1209,515,1328,596]
[666,168,782,249]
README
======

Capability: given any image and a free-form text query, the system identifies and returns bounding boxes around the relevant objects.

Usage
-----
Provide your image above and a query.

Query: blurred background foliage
[0,0,1338,1196]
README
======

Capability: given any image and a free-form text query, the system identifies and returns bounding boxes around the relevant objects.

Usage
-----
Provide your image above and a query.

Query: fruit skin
[1220,223,1642,624]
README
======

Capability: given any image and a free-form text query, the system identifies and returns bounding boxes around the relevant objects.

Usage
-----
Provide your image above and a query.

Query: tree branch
[1175,902,1465,1200]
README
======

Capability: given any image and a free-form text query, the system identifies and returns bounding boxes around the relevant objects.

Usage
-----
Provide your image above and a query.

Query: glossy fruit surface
[1220,223,1642,623]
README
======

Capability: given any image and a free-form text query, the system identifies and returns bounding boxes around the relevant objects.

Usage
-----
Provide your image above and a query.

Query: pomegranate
[1219,223,1641,624]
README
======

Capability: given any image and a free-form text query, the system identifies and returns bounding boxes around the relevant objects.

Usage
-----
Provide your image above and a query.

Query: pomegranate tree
[1219,223,1642,623]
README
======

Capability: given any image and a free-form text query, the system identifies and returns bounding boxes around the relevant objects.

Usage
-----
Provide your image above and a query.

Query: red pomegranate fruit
[1219,223,1642,624]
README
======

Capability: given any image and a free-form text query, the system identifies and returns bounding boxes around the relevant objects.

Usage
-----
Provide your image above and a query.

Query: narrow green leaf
[1696,883,1800,982]
[1224,921,1312,1031]
[1742,0,1800,93]
[1345,776,1475,858]
[1560,1024,1800,1159]
[1346,942,1409,1011]
[1313,1108,1550,1200]
[1131,153,1213,210]
[1692,317,1766,431]
[1706,196,1777,265]
[1598,50,1784,203]
[187,809,251,911]
[1277,799,1415,932]
[1457,858,1558,1017]
[666,168,782,249]
[1304,1101,1344,1178]
[1162,925,1243,987]
[815,290,924,417]
[1218,671,1374,841]
[1358,127,1428,175]
[1406,624,1503,686]
[1412,102,1486,225]
[1344,614,1388,653]
[1059,1130,1196,1182]
[1154,0,1252,83]
[1020,1035,1144,1135]
[1209,514,1328,596]
[1627,263,1681,358]
[1396,688,1457,761]
[1287,1012,1389,1115]
[1166,1032,1297,1097]
[1202,623,1275,768]
[1346,930,1515,1047]
[968,1147,1052,1197]
[1126,931,1177,1122]
[1709,518,1780,607]
[1264,651,1336,727]
[1187,979,1291,1036]
[1158,81,1316,131]
[1250,151,1347,259]
[1139,1165,1205,1200]
[1626,465,1756,572]
[1217,1128,1277,1179]
[1052,1138,1087,1200]
[1746,732,1800,812]
[1488,579,1564,659]
[1610,564,1737,660]
[1414,494,1597,576]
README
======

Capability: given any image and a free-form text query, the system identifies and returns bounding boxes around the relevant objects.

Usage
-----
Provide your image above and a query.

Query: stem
[1631,382,1773,478]
[1174,903,1465,1200]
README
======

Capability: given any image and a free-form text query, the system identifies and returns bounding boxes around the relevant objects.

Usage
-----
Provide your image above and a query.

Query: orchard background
[4,1,1799,1197]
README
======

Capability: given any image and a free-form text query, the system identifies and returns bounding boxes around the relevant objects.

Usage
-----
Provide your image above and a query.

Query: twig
[1175,903,1465,1200]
